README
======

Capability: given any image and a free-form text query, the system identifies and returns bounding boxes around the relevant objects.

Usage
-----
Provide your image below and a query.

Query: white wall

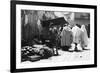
[0,0,99,73]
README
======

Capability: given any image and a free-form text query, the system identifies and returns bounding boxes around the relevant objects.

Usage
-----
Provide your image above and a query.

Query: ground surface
[36,50,90,63]
[22,49,90,64]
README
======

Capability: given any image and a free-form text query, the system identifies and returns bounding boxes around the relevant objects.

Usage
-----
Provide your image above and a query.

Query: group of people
[60,23,89,51]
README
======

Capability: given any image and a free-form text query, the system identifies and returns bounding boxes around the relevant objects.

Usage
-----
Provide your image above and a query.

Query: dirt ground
[34,49,90,63]
[22,49,90,64]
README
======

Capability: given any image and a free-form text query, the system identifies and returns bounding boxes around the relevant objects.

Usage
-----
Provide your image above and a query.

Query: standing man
[60,24,73,51]
[70,24,83,51]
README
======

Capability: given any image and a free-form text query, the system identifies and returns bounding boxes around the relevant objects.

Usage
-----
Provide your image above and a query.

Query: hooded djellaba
[60,24,73,50]
[71,24,83,51]
[81,25,89,49]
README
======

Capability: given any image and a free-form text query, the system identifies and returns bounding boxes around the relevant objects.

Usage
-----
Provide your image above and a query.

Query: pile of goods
[21,45,54,62]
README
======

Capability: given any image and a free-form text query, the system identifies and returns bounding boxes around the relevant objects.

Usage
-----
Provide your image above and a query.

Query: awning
[41,17,68,27]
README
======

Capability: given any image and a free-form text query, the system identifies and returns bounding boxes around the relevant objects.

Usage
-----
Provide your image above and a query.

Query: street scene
[21,10,90,64]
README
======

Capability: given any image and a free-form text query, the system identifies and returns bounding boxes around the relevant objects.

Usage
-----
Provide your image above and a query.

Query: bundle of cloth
[21,45,53,62]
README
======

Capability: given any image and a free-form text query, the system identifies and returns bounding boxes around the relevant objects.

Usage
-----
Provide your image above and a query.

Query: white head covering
[81,25,86,32]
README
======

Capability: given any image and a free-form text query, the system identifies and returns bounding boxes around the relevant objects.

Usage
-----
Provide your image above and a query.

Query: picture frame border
[10,0,97,72]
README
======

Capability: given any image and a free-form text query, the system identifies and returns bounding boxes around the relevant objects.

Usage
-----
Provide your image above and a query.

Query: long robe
[81,25,88,47]
[72,26,83,44]
[61,26,73,46]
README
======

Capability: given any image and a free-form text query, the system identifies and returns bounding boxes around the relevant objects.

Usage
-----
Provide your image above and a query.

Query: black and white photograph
[21,10,91,62]
[11,1,97,72]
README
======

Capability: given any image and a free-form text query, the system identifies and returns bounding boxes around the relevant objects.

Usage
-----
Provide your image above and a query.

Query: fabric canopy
[41,17,68,27]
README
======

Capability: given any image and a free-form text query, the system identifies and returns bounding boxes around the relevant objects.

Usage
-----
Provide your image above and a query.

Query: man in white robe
[70,24,83,51]
[81,25,89,49]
